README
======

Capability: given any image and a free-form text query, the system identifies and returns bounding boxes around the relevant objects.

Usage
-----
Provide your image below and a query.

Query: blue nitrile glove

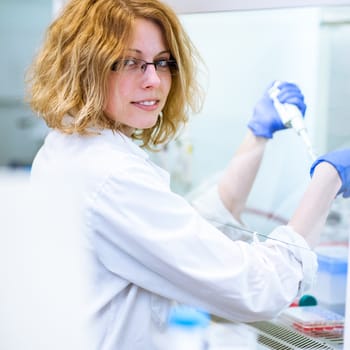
[248,81,307,138]
[310,148,350,198]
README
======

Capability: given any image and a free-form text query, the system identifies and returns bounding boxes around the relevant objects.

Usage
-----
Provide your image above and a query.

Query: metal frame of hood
[163,0,350,14]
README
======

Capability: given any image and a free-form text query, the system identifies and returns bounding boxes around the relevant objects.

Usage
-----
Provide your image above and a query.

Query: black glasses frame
[111,58,178,74]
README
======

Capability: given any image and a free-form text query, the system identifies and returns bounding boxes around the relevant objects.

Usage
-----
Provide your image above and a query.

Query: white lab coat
[31,129,317,350]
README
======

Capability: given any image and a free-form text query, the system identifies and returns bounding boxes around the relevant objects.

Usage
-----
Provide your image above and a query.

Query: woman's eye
[124,59,138,67]
[156,60,168,68]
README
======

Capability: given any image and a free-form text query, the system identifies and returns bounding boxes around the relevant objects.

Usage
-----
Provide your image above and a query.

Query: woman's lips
[132,99,160,111]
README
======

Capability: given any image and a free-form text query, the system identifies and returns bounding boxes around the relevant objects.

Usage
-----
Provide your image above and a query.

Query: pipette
[269,81,317,161]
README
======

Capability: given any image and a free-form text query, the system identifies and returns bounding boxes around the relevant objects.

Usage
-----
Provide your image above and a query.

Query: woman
[27,0,350,349]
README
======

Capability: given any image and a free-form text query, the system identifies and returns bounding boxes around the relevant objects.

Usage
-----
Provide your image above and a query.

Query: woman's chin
[135,119,159,130]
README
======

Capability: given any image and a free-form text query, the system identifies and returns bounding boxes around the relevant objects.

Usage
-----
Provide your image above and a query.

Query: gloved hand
[310,148,350,198]
[248,81,307,139]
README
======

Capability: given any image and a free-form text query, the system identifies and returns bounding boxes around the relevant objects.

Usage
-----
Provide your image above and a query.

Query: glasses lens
[111,59,178,75]
[111,59,140,72]
[154,60,177,75]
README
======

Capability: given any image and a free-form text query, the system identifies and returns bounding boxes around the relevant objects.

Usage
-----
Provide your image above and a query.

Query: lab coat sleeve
[266,225,317,293]
[189,182,317,294]
[86,159,316,322]
[188,181,251,241]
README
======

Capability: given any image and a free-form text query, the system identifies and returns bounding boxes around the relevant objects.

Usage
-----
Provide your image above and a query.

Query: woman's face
[104,18,172,136]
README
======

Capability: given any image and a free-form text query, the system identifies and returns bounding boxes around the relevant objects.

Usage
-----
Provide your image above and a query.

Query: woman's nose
[141,65,161,89]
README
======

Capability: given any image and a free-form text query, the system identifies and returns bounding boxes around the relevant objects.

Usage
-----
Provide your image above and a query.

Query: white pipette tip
[299,129,317,161]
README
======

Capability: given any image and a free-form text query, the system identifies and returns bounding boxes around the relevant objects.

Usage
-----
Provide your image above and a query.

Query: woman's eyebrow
[127,49,171,56]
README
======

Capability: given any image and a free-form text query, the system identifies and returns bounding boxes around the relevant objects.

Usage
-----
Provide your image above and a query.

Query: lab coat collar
[99,129,149,161]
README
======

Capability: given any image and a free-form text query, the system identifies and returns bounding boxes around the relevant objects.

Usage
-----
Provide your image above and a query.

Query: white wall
[321,9,350,150]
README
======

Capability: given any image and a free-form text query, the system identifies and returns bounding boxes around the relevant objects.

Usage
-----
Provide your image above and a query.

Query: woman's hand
[248,81,306,139]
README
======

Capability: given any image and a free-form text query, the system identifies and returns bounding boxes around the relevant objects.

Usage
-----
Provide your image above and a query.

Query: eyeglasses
[111,58,178,75]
